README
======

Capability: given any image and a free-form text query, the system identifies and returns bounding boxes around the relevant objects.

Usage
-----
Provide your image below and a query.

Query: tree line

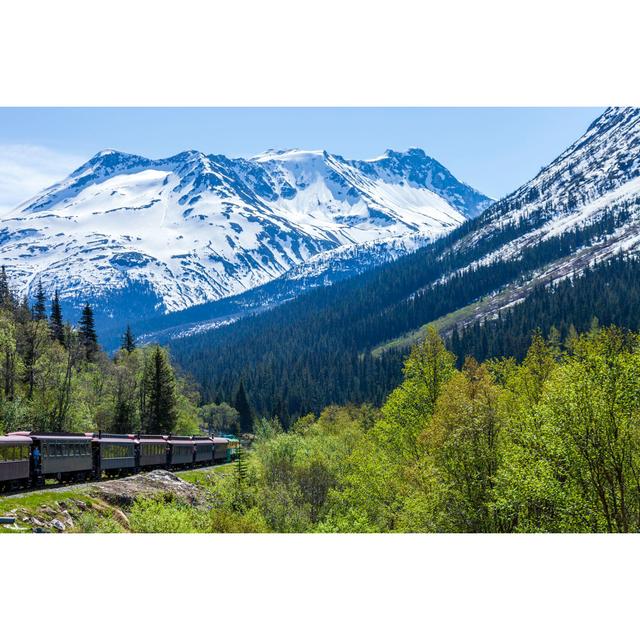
[170,325,640,533]
[0,269,201,435]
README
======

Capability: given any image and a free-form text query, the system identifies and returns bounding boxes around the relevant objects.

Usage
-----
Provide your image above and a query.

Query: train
[0,431,239,493]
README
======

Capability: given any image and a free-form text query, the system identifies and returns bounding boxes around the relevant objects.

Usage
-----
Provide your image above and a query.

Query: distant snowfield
[0,146,491,315]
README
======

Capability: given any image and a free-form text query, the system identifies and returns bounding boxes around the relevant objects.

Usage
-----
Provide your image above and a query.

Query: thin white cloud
[0,144,84,214]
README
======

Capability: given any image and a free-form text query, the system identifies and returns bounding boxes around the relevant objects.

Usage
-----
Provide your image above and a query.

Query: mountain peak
[365,148,430,162]
[251,148,326,163]
[74,149,150,177]
[5,143,492,326]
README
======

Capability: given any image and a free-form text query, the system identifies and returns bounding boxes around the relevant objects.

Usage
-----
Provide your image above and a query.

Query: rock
[39,506,57,517]
[92,470,205,508]
[74,500,88,511]
[51,519,66,532]
[31,518,45,527]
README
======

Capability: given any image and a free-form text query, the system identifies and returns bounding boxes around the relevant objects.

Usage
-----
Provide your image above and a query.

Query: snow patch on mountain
[0,146,492,319]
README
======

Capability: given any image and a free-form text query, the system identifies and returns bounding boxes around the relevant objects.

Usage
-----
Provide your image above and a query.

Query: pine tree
[0,267,11,308]
[232,442,250,512]
[234,380,254,433]
[121,325,136,353]
[141,346,178,433]
[49,289,65,345]
[32,280,47,321]
[79,303,98,360]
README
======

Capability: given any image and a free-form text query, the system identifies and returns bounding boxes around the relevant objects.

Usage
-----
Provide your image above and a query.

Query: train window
[0,447,7,461]
[104,444,131,459]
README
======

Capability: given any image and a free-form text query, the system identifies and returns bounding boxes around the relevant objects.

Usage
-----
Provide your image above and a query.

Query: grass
[0,488,96,534]
[0,489,91,513]
[177,462,234,484]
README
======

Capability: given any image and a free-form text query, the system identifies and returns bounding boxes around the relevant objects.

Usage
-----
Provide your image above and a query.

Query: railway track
[0,462,232,500]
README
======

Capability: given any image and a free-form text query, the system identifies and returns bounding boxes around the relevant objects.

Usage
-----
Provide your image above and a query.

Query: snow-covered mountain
[453,107,640,262]
[0,146,491,327]
[400,106,640,337]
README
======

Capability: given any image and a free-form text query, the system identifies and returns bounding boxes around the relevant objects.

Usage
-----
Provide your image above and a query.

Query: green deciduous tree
[199,402,239,435]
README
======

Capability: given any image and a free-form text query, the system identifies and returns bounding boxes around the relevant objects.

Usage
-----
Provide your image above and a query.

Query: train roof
[0,434,32,445]
[212,437,229,444]
[9,432,91,442]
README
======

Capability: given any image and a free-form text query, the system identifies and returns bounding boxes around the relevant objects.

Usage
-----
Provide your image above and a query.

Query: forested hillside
[0,269,200,436]
[448,256,640,364]
[169,199,638,422]
[118,325,640,534]
[168,108,640,421]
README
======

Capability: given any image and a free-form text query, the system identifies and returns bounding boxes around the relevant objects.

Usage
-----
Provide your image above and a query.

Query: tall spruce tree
[234,380,254,433]
[141,346,178,433]
[0,266,11,308]
[122,325,136,353]
[49,289,65,345]
[79,303,99,361]
[32,280,47,321]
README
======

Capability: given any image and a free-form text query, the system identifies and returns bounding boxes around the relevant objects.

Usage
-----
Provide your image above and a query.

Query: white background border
[1,1,639,637]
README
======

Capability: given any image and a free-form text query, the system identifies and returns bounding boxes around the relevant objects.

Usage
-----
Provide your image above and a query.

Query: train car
[138,434,168,469]
[212,437,229,463]
[0,434,32,491]
[30,433,93,482]
[193,437,214,466]
[168,437,194,468]
[91,433,136,478]
[225,437,240,462]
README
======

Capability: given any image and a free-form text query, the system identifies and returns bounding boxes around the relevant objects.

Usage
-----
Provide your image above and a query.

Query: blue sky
[0,107,604,211]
